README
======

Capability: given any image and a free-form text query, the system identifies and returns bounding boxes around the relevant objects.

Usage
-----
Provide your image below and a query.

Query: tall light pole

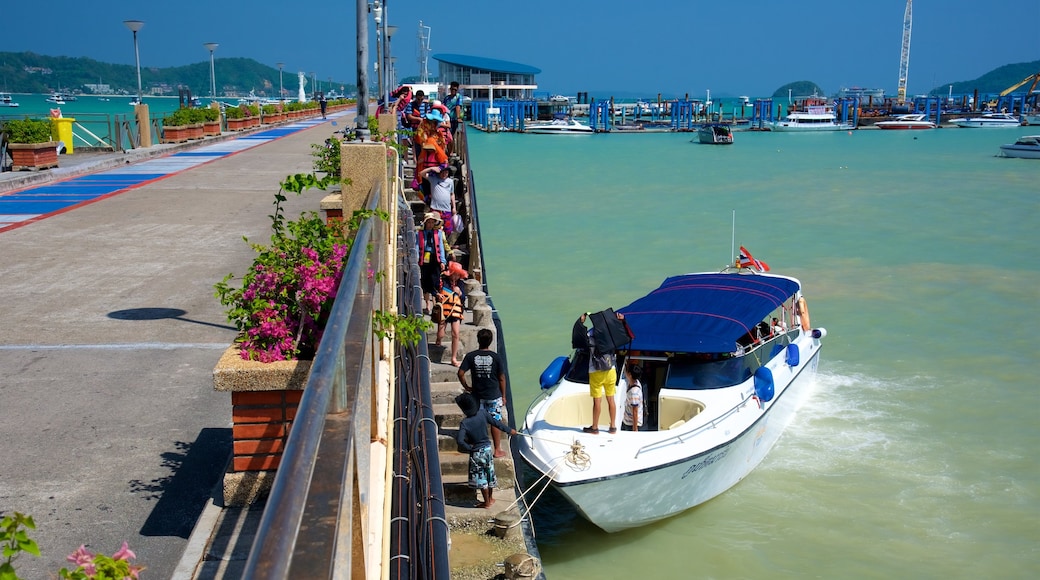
[203,42,218,99]
[276,62,284,101]
[310,72,316,98]
[123,20,144,103]
[386,25,397,96]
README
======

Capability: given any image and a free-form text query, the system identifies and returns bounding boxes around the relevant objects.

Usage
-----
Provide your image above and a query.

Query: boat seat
[658,397,705,431]
[543,393,597,428]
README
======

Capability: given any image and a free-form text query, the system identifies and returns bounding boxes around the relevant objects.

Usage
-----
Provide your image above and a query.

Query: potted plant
[161,108,204,143]
[202,107,221,136]
[2,118,60,170]
[225,104,249,131]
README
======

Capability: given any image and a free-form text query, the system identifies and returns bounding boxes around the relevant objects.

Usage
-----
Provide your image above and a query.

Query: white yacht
[772,104,854,131]
[952,112,1021,128]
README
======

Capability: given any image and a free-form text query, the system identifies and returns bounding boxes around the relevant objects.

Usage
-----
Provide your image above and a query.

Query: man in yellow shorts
[576,312,619,434]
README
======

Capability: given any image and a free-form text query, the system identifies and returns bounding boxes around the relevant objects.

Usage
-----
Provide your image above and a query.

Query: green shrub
[2,118,54,143]
[202,107,219,122]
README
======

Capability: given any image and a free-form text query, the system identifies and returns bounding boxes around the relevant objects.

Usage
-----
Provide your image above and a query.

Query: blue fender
[786,344,800,367]
[754,366,775,402]
[540,356,571,390]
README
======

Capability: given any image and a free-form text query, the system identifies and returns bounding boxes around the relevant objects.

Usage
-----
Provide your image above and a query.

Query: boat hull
[771,122,854,132]
[875,122,934,130]
[519,301,824,533]
[999,145,1040,159]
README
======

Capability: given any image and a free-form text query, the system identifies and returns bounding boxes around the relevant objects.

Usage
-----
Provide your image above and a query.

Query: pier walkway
[1,112,539,579]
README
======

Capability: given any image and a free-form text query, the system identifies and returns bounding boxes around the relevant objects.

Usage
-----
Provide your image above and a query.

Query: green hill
[0,52,355,98]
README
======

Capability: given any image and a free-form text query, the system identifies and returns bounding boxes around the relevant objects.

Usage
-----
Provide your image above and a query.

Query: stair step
[439,451,515,486]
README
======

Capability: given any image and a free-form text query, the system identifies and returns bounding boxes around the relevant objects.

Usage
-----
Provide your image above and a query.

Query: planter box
[8,141,59,171]
[227,117,250,131]
[213,345,312,506]
[162,124,193,143]
[188,123,205,140]
[203,120,221,136]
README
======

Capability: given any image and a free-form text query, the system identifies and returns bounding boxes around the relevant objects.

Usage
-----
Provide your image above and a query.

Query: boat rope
[500,453,569,528]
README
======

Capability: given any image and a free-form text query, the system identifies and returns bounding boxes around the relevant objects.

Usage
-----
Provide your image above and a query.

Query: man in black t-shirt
[458,328,508,457]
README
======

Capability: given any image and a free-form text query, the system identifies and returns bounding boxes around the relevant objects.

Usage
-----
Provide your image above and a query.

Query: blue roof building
[432,54,541,100]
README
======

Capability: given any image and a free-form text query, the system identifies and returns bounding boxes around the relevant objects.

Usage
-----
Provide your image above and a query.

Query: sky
[3,0,1038,98]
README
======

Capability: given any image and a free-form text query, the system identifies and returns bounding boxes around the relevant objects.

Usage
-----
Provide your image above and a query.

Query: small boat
[998,135,1040,159]
[874,113,936,130]
[0,92,18,107]
[524,117,593,134]
[697,124,734,144]
[45,93,66,105]
[517,251,826,532]
[952,112,1021,128]
[771,104,854,132]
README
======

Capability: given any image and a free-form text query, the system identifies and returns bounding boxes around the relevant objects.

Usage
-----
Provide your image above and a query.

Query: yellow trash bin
[50,117,76,154]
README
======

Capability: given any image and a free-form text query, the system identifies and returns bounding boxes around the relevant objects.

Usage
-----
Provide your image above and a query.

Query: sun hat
[423,212,443,225]
[447,261,468,278]
[424,109,445,123]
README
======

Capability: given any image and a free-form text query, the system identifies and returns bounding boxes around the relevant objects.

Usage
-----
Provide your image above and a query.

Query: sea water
[466,127,1039,578]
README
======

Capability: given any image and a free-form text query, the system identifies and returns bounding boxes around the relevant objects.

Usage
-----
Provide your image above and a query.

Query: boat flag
[738,246,770,272]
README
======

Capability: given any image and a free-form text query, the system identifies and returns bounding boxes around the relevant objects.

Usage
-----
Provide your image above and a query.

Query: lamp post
[277,62,284,101]
[386,25,397,97]
[123,20,144,103]
[203,42,218,99]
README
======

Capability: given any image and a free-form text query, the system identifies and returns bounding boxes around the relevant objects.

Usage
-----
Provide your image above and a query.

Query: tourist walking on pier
[455,392,516,508]
[458,328,509,458]
[423,164,456,243]
[444,81,464,136]
[417,212,447,315]
[319,93,328,119]
[437,262,466,366]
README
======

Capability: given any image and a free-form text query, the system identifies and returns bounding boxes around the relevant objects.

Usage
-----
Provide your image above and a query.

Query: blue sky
[4,0,1038,97]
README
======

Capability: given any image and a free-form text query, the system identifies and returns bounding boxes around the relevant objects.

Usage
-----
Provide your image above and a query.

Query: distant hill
[772,60,1040,100]
[771,81,825,99]
[0,52,355,98]
[931,60,1040,96]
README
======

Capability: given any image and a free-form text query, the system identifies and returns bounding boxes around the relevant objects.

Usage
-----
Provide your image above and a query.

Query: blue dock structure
[589,100,612,132]
[469,99,536,131]
[749,99,776,130]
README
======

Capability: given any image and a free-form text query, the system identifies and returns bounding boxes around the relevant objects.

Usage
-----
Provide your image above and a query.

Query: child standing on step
[455,392,516,508]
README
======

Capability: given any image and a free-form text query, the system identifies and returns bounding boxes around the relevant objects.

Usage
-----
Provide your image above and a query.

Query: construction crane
[896,0,912,104]
[1000,73,1040,97]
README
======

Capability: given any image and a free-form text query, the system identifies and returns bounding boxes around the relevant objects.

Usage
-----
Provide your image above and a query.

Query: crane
[1000,73,1040,97]
[896,0,912,104]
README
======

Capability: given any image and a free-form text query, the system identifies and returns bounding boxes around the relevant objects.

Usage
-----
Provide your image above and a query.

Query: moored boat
[952,112,1021,128]
[0,92,18,107]
[874,113,936,130]
[45,93,66,105]
[771,104,854,131]
[524,117,593,134]
[998,135,1040,159]
[697,124,734,144]
[517,250,826,532]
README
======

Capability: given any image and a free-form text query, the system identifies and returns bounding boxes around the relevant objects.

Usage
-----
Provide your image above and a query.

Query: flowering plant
[214,173,346,362]
[60,542,144,580]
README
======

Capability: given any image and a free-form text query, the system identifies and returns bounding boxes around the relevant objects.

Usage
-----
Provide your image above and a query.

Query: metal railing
[242,182,386,578]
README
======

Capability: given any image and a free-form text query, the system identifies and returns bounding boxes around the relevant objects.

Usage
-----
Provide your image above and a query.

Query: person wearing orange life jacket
[437,261,467,366]
[416,212,447,314]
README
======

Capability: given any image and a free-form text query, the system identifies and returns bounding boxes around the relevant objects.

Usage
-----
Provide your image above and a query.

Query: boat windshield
[663,333,792,390]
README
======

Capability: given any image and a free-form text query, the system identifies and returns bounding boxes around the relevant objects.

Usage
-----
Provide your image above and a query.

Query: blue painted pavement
[0,115,339,232]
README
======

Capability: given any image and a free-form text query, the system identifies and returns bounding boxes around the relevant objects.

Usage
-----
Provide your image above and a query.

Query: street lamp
[123,20,144,103]
[277,62,284,101]
[203,42,218,99]
[386,25,398,96]
[310,72,316,98]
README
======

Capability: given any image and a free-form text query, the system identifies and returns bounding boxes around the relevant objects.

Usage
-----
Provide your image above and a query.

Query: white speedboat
[0,92,18,107]
[524,117,593,134]
[45,93,66,105]
[771,104,854,131]
[697,124,734,144]
[518,260,826,532]
[874,113,936,130]
[952,112,1021,128]
[999,135,1040,159]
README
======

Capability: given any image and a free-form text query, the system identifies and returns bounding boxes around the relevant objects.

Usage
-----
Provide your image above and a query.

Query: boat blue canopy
[617,273,800,353]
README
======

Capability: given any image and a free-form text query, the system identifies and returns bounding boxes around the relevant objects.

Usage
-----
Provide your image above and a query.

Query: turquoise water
[467,127,1039,578]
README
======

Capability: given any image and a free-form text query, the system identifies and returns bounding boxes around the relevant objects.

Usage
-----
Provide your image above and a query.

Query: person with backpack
[575,311,624,435]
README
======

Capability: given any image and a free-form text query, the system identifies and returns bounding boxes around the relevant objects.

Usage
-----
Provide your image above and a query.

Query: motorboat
[998,135,1040,159]
[524,117,593,134]
[952,112,1021,128]
[771,104,854,131]
[517,255,826,532]
[0,92,18,107]
[45,93,66,105]
[874,113,936,130]
[697,124,734,144]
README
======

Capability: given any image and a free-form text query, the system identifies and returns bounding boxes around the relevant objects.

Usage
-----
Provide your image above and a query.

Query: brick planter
[8,141,59,171]
[162,124,193,143]
[213,345,312,506]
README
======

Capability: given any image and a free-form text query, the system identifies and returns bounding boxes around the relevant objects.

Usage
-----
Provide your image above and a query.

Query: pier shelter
[433,54,540,102]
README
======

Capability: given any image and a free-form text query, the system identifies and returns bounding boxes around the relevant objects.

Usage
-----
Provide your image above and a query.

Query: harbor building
[432,53,540,101]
